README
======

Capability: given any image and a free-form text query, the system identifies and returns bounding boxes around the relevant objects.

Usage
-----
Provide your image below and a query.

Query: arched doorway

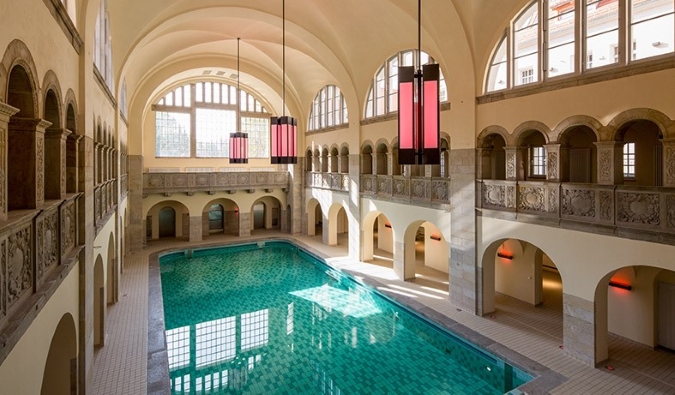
[158,207,176,238]
[558,125,598,183]
[327,203,349,247]
[251,196,281,233]
[478,132,507,180]
[41,313,77,395]
[202,198,239,237]
[306,198,323,237]
[616,120,663,186]
[402,221,448,289]
[362,211,393,269]
[481,239,563,339]
[595,266,675,371]
[208,203,224,233]
[94,255,105,347]
[107,232,116,304]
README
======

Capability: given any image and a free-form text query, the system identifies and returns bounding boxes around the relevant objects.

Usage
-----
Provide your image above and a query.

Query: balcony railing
[305,172,350,192]
[143,171,289,195]
[479,180,675,236]
[0,194,81,333]
[361,175,451,206]
[94,179,117,227]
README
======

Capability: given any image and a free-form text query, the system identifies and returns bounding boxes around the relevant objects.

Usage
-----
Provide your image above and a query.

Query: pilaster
[594,141,623,185]
[189,216,202,242]
[0,103,19,221]
[476,147,493,180]
[504,146,525,181]
[563,293,599,366]
[661,138,675,187]
[544,143,566,182]
[128,155,144,252]
[238,212,251,237]
[45,128,71,199]
[8,117,50,210]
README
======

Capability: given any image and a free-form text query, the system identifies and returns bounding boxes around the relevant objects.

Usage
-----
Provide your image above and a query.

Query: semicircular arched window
[364,49,448,119]
[484,0,674,94]
[308,85,348,131]
[153,81,270,158]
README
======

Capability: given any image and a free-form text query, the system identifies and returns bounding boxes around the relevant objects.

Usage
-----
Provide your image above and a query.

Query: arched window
[94,0,113,89]
[364,50,447,119]
[308,85,348,131]
[485,0,675,93]
[154,81,270,158]
[120,79,128,119]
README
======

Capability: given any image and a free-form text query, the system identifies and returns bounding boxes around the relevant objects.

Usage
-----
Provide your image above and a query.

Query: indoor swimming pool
[159,241,532,394]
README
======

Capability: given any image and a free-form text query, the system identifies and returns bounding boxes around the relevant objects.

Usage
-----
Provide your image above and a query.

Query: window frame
[530,145,547,177]
[484,0,675,94]
[153,81,270,159]
[623,141,636,179]
[308,85,349,132]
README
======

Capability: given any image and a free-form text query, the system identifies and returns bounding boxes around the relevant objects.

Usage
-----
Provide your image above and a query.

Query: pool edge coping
[146,236,568,395]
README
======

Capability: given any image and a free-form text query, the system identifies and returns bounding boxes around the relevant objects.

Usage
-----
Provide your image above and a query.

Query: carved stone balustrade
[94,179,117,231]
[304,172,349,192]
[360,175,451,208]
[478,180,675,242]
[0,193,81,332]
[143,171,289,195]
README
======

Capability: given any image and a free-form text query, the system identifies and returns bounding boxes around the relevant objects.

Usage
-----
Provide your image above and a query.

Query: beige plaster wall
[0,262,79,394]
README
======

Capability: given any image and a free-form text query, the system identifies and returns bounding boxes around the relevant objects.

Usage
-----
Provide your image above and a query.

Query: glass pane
[375,68,385,116]
[632,14,674,60]
[174,87,183,107]
[632,0,673,24]
[586,0,619,37]
[196,83,203,102]
[213,83,220,104]
[204,82,212,103]
[156,112,190,157]
[196,108,235,157]
[241,116,270,158]
[165,92,173,106]
[548,42,575,77]
[402,51,414,67]
[586,29,619,69]
[514,2,539,31]
[487,62,507,92]
[514,23,539,58]
[491,38,507,65]
[183,85,191,106]
[240,91,246,111]
[248,94,254,111]
[514,53,538,86]
[221,84,229,104]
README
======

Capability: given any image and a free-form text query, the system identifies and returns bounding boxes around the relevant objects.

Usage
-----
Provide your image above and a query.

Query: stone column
[238,212,251,237]
[371,152,378,175]
[0,103,19,221]
[661,138,675,187]
[8,117,50,210]
[504,146,525,181]
[544,143,567,182]
[594,141,623,185]
[476,147,493,180]
[563,293,599,366]
[66,134,82,194]
[189,216,202,242]
[348,153,360,260]
[45,128,71,200]
[449,148,477,313]
[128,155,144,252]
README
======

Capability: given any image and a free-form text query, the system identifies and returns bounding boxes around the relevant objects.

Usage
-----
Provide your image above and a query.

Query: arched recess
[329,145,339,173]
[614,119,663,186]
[321,147,329,172]
[515,127,549,181]
[306,198,322,236]
[607,108,672,141]
[339,144,349,174]
[477,130,508,180]
[93,255,105,347]
[1,40,39,116]
[40,313,77,395]
[305,149,313,172]
[251,196,281,232]
[375,141,388,175]
[6,61,41,211]
[555,124,598,183]
[107,232,116,304]
[145,200,190,241]
[594,266,675,364]
[44,86,64,200]
[326,202,349,247]
[402,220,449,285]
[480,238,563,338]
[362,210,394,267]
[202,198,239,236]
[361,143,373,175]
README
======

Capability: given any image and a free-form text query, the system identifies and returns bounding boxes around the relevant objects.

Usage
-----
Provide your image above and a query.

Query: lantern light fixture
[398,0,440,165]
[229,37,248,164]
[270,0,297,164]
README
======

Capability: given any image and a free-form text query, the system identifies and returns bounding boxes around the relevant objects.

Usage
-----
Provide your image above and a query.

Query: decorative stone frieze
[37,208,59,279]
[562,188,595,217]
[0,103,20,221]
[7,224,32,308]
[616,192,660,225]
[518,185,546,212]
[594,141,623,185]
[482,183,505,208]
[661,138,675,187]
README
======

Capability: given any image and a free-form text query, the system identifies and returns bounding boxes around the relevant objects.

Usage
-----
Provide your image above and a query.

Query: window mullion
[542,0,548,82]
[620,0,628,65]
[190,84,197,158]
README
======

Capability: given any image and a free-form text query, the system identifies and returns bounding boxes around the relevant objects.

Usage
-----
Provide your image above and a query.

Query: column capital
[0,102,20,120]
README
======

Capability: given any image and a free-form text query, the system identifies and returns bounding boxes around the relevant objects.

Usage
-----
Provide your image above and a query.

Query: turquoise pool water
[160,241,531,394]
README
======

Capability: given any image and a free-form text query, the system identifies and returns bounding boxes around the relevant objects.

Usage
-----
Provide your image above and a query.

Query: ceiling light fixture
[270,0,297,164]
[398,0,440,165]
[230,37,248,164]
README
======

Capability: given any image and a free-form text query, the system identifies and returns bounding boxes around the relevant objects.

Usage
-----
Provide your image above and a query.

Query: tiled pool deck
[93,231,675,394]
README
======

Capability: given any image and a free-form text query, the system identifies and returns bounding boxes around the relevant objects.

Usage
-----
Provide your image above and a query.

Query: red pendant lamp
[398,0,440,165]
[230,38,249,164]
